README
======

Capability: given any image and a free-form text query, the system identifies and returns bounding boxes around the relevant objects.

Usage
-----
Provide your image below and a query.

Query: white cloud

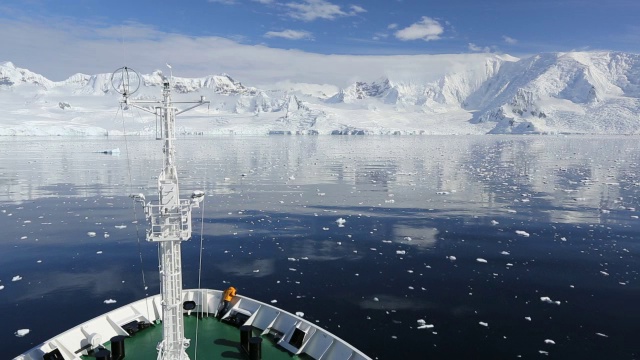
[395,16,444,41]
[350,5,366,14]
[285,0,364,21]
[253,0,275,3]
[388,23,398,30]
[0,18,498,88]
[468,43,490,52]
[208,0,238,4]
[503,35,518,44]
[264,29,314,40]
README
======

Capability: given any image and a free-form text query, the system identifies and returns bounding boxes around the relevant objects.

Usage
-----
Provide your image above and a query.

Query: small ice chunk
[539,350,549,355]
[0,285,4,290]
[373,297,379,302]
[104,299,117,304]
[600,271,609,276]
[15,329,30,337]
[87,232,96,237]
[515,230,530,237]
[115,225,127,229]
[596,332,608,337]
[476,258,487,263]
[416,319,434,329]
[253,269,260,273]
[490,220,499,225]
[287,258,298,262]
[501,251,510,255]
[540,296,561,305]
[12,275,22,282]
[296,312,304,317]
[544,339,555,345]
[525,316,532,321]
[479,322,488,327]
[96,251,103,254]
[447,256,457,261]
[271,299,278,304]
[396,250,406,255]
[335,218,346,227]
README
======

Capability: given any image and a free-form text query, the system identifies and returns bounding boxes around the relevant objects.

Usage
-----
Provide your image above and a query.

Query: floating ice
[416,319,434,329]
[373,297,379,302]
[0,285,4,290]
[115,225,127,229]
[447,256,457,261]
[490,220,499,225]
[501,251,510,255]
[396,250,406,255]
[96,251,103,254]
[539,350,549,355]
[525,317,531,321]
[515,230,530,237]
[599,271,609,276]
[544,339,555,345]
[287,258,298,262]
[296,312,304,317]
[479,322,488,327]
[404,236,412,241]
[335,218,346,227]
[15,329,30,337]
[271,299,278,304]
[476,258,487,263]
[12,275,22,282]
[436,191,450,195]
[596,333,608,338]
[540,296,561,305]
[104,299,117,304]
[87,232,96,237]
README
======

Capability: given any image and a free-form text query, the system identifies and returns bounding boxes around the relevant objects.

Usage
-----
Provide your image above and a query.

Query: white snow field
[1,51,639,136]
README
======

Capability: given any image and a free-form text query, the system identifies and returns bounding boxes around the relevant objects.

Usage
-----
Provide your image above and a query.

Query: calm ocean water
[1,136,639,359]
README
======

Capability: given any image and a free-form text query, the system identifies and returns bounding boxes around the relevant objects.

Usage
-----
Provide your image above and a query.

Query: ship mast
[112,67,208,360]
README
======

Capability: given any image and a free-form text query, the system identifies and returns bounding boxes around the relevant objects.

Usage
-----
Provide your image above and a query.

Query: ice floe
[335,218,346,227]
[15,329,30,337]
[476,258,487,263]
[544,339,555,345]
[540,296,561,305]
[447,256,457,261]
[479,321,488,327]
[416,319,434,329]
[12,275,22,282]
[103,299,117,304]
[87,231,96,237]
[515,230,530,237]
[296,312,304,317]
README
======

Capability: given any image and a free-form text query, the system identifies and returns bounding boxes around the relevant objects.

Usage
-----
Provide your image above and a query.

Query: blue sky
[0,0,639,84]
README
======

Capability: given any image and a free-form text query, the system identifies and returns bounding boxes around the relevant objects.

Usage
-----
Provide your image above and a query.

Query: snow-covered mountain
[0,52,639,136]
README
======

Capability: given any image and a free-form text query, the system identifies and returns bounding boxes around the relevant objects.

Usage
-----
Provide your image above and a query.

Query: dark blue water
[1,136,639,359]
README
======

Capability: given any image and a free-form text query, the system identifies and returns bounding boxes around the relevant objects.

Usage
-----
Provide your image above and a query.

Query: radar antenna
[110,66,141,97]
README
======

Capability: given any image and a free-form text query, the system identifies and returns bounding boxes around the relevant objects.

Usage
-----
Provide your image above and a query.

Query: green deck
[85,315,300,359]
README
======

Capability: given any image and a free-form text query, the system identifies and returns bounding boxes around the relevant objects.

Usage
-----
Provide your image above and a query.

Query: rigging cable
[193,168,207,360]
[120,99,153,322]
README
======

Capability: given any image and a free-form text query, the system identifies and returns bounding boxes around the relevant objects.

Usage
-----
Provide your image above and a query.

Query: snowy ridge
[0,51,639,136]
